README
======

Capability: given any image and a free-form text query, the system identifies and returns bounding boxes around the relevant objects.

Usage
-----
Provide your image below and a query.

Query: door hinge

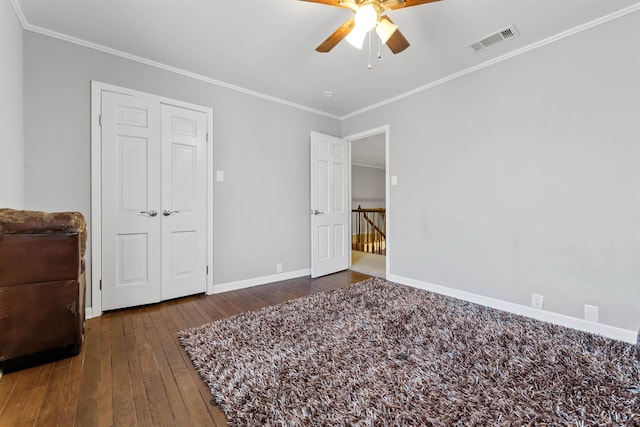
[206,265,209,275]
[206,133,209,143]
[99,279,102,290]
[99,114,102,127]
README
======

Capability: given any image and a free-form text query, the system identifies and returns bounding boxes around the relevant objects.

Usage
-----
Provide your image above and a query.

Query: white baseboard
[86,269,311,316]
[387,274,637,344]
[210,269,311,295]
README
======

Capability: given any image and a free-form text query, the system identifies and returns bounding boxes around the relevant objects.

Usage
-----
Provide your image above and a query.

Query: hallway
[350,250,385,278]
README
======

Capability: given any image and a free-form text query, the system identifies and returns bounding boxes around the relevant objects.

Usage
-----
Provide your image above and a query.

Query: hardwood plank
[32,365,70,426]
[18,386,46,423]
[188,296,214,325]
[109,313,137,427]
[141,372,176,427]
[195,297,220,321]
[150,304,212,426]
[130,308,182,426]
[74,318,102,427]
[166,302,228,426]
[128,310,174,427]
[174,298,208,331]
[122,312,153,427]
[52,357,71,369]
[0,373,17,415]
[211,292,245,317]
[0,365,41,425]
[57,352,85,422]
[140,309,191,426]
[30,364,53,389]
[17,364,54,424]
[199,294,234,320]
[97,315,113,427]
[129,311,158,378]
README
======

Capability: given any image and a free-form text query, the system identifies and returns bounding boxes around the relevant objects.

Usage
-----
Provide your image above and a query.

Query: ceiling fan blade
[384,0,440,10]
[299,0,356,10]
[316,17,355,53]
[381,16,410,54]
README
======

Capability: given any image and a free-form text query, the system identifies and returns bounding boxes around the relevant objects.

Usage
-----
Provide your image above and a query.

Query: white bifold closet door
[101,91,207,311]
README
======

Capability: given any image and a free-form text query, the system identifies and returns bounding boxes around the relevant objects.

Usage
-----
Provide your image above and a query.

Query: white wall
[342,12,640,331]
[352,165,385,209]
[0,0,23,208]
[23,32,340,307]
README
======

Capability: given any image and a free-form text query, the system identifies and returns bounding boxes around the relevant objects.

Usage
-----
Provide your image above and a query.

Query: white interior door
[101,91,209,311]
[161,104,207,300]
[101,92,162,310]
[310,131,350,278]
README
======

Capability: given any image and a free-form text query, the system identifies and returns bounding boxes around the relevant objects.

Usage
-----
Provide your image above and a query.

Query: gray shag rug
[178,278,640,426]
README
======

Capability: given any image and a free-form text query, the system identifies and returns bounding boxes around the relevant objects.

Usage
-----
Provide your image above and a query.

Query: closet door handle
[163,210,180,216]
[140,210,158,217]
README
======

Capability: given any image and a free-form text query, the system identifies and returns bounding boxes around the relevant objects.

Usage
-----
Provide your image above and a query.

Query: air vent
[470,25,519,52]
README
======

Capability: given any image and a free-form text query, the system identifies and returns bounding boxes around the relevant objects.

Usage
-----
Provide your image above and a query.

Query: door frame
[343,125,390,276]
[90,81,214,317]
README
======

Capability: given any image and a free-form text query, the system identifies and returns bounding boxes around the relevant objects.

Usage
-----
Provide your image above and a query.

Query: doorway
[347,127,389,278]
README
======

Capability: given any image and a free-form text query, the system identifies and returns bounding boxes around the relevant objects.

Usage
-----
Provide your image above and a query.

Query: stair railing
[352,206,386,255]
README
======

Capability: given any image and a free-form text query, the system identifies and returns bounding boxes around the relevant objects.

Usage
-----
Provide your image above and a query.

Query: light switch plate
[391,175,398,186]
[216,171,224,182]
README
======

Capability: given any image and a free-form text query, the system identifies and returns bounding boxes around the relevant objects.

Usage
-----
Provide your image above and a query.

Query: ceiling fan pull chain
[368,31,372,70]
[378,32,382,59]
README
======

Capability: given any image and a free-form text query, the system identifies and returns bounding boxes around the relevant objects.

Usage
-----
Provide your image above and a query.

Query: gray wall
[23,32,340,306]
[342,12,640,331]
[352,165,385,209]
[0,0,23,208]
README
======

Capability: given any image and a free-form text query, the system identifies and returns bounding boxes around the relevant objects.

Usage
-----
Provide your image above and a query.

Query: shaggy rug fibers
[178,278,639,426]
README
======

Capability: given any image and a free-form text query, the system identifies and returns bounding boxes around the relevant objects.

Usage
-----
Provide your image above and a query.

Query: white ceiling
[13,0,640,117]
[352,134,385,169]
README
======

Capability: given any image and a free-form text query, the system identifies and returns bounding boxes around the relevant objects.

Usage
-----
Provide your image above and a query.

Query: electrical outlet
[531,293,544,309]
[276,262,283,273]
[584,305,599,322]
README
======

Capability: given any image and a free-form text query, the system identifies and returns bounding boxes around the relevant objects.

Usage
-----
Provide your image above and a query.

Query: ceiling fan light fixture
[375,17,398,44]
[354,4,378,32]
[346,27,367,49]
[376,19,398,44]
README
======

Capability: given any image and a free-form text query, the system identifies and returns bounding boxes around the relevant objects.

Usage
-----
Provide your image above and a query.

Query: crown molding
[9,0,640,122]
[8,0,26,28]
[10,0,340,120]
[352,162,385,170]
[340,3,640,120]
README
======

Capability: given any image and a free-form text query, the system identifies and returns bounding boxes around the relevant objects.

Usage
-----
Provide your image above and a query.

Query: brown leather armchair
[0,208,87,370]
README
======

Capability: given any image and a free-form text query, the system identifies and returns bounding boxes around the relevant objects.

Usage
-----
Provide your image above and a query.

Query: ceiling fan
[302,0,441,54]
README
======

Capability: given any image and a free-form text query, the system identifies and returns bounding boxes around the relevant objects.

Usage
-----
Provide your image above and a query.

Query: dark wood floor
[0,270,370,427]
